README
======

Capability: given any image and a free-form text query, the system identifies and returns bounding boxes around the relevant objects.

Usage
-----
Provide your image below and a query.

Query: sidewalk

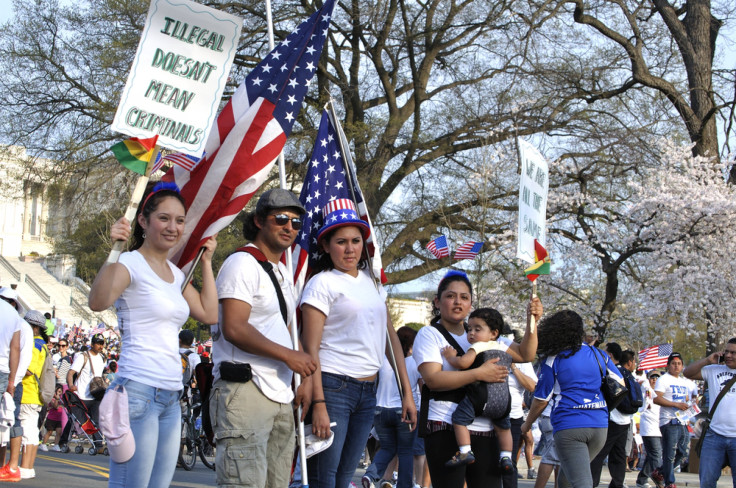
[351,457,708,487]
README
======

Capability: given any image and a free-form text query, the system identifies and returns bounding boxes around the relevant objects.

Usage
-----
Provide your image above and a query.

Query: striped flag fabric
[292,109,384,292]
[152,152,202,174]
[163,0,336,272]
[454,241,483,260]
[638,344,673,370]
[427,235,450,259]
[110,135,159,175]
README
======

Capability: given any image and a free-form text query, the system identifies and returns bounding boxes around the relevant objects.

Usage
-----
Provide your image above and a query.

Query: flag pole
[326,99,405,400]
[106,145,161,264]
[180,247,207,293]
[264,1,309,483]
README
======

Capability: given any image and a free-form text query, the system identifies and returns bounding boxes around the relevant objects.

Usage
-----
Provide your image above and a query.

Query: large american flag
[164,0,336,272]
[638,343,673,370]
[292,109,384,292]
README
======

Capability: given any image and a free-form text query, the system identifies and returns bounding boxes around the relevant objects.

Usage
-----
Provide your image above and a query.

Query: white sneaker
[51,444,61,452]
[38,444,48,452]
[19,468,35,479]
[362,475,375,488]
[636,483,652,488]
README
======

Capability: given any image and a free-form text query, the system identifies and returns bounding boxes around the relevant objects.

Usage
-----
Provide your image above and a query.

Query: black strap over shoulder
[418,319,468,437]
[235,246,288,326]
[425,319,468,404]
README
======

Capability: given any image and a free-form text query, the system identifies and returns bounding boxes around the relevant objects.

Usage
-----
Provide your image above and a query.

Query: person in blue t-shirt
[522,310,623,488]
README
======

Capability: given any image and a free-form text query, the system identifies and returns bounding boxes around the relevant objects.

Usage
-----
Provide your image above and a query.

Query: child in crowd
[441,308,514,472]
[39,385,64,451]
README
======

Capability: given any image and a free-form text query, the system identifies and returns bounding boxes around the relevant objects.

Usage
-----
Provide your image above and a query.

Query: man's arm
[683,352,720,381]
[6,331,20,395]
[220,298,315,377]
[653,390,688,410]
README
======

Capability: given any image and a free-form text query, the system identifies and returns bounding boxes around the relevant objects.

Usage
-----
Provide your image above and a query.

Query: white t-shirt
[70,351,106,401]
[701,364,736,436]
[655,373,696,426]
[115,251,190,391]
[509,362,537,419]
[213,249,297,404]
[15,321,33,386]
[375,356,421,409]
[639,381,661,437]
[0,300,23,375]
[413,324,513,430]
[300,269,388,378]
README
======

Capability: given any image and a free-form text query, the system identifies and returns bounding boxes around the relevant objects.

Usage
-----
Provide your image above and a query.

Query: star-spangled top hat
[317,199,370,242]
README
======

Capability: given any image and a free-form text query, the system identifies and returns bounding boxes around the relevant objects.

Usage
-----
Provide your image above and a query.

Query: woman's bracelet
[312,399,326,404]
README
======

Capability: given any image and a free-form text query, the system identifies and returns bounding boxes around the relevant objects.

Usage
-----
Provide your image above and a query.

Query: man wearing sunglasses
[210,188,317,488]
[684,338,736,488]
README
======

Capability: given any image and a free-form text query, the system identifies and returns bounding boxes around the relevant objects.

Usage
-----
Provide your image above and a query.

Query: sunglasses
[59,344,68,347]
[270,213,302,230]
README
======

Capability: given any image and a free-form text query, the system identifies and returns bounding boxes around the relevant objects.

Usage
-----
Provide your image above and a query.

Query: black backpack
[615,367,644,414]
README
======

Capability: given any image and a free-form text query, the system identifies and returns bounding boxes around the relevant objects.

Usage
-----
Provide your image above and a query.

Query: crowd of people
[1,182,734,488]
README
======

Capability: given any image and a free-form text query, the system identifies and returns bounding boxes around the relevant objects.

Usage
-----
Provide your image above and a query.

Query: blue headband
[142,181,181,209]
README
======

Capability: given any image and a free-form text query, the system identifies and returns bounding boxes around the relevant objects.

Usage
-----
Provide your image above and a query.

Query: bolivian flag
[110,135,159,175]
[524,239,550,282]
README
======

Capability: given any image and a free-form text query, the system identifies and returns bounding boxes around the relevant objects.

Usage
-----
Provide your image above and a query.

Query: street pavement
[12,451,716,487]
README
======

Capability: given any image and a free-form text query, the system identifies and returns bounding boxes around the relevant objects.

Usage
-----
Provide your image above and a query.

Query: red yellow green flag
[524,239,550,281]
[110,136,159,175]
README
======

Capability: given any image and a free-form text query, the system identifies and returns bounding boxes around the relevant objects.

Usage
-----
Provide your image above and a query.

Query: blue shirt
[535,344,622,433]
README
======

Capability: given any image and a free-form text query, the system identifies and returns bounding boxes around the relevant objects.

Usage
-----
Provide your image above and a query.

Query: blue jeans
[307,372,377,488]
[365,407,416,488]
[637,436,662,485]
[698,428,736,488]
[659,422,688,485]
[108,378,182,488]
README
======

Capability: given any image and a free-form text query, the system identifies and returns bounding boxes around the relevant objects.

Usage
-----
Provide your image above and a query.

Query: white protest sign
[111,0,242,156]
[516,138,549,263]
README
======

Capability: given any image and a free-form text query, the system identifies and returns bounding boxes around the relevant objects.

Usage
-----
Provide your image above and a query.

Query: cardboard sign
[111,0,242,156]
[516,138,549,263]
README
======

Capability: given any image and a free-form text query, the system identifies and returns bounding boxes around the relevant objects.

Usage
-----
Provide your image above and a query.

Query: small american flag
[152,152,202,173]
[454,241,483,260]
[427,235,450,259]
[638,344,673,370]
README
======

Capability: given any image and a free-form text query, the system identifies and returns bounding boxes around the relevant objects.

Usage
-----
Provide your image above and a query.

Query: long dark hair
[537,309,585,358]
[131,182,186,250]
[431,270,473,318]
[310,225,369,276]
[396,326,418,357]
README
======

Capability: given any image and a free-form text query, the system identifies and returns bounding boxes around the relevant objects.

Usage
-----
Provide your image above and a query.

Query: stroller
[60,390,107,456]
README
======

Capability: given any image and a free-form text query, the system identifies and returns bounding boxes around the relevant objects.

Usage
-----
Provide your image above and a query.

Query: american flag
[427,235,450,259]
[638,344,673,370]
[163,0,336,272]
[454,241,483,260]
[89,324,106,337]
[292,109,384,292]
[152,152,202,174]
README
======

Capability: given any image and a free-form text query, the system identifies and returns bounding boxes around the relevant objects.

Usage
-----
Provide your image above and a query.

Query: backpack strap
[235,246,288,326]
[707,373,736,420]
[426,319,467,403]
